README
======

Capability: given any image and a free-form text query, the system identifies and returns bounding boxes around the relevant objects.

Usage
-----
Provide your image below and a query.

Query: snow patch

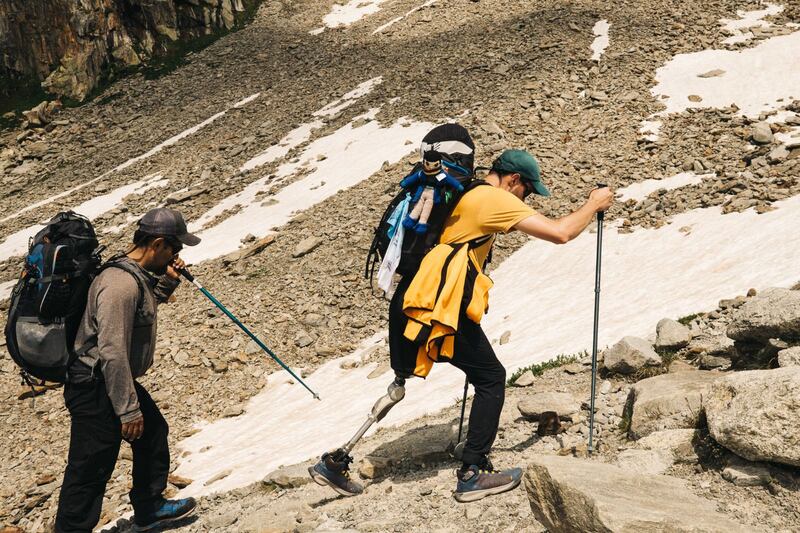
[639,29,800,142]
[184,111,433,263]
[720,3,784,45]
[639,119,662,142]
[175,194,800,494]
[650,30,800,117]
[372,0,437,34]
[617,171,710,202]
[0,174,167,281]
[239,78,381,173]
[590,20,611,61]
[316,0,390,32]
[1,95,259,224]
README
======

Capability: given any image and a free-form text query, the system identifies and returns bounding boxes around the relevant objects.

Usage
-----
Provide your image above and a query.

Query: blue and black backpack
[4,211,103,384]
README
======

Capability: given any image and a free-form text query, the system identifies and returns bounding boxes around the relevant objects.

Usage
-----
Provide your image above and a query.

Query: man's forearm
[557,200,599,242]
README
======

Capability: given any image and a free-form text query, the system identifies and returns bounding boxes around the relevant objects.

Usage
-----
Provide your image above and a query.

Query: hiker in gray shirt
[56,208,200,533]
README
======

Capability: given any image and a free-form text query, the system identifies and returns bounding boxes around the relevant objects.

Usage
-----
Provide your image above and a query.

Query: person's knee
[473,364,505,389]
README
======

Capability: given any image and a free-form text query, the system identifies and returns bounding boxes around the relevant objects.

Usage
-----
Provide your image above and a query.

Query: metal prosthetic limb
[323,376,406,470]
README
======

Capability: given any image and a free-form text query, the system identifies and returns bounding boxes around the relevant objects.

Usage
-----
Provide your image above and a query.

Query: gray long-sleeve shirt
[73,257,179,422]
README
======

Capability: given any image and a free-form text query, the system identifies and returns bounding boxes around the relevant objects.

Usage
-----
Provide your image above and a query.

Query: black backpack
[4,211,104,384]
[364,165,490,284]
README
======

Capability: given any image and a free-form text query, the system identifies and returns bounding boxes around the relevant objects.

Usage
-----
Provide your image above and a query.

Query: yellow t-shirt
[440,185,536,267]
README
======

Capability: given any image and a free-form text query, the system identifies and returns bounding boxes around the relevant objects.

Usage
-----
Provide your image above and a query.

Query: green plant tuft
[506,351,586,386]
[677,313,699,326]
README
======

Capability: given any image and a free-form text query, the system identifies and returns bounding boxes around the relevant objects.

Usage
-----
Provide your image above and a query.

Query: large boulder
[625,371,721,439]
[524,455,748,533]
[778,346,800,367]
[655,318,691,349]
[727,288,800,343]
[603,336,661,374]
[517,392,581,421]
[704,367,800,467]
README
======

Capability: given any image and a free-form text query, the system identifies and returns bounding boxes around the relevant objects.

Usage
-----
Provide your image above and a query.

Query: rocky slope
[0,0,260,103]
[0,0,799,530]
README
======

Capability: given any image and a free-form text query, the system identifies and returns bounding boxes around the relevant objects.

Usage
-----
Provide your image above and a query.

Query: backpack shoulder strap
[97,259,146,312]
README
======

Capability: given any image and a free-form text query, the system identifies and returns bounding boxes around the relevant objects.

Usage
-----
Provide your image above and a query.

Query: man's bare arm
[514,187,614,244]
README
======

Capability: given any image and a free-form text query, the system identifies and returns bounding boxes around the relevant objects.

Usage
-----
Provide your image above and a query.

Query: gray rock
[222,234,276,265]
[722,457,771,487]
[704,367,800,467]
[727,288,800,343]
[751,122,774,144]
[697,68,725,78]
[165,186,208,205]
[602,336,661,374]
[686,333,734,357]
[767,145,789,163]
[294,331,315,348]
[292,236,322,257]
[513,370,536,387]
[524,456,747,533]
[777,346,800,367]
[655,318,691,349]
[262,463,313,489]
[207,511,239,529]
[222,405,244,418]
[636,429,700,464]
[698,353,731,370]
[11,160,38,175]
[626,371,721,439]
[518,392,580,421]
[357,456,392,479]
[615,449,672,475]
[499,330,512,345]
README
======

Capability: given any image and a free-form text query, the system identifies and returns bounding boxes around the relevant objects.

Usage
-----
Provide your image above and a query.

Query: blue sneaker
[133,497,197,531]
[402,215,417,230]
[309,452,363,497]
[453,464,523,503]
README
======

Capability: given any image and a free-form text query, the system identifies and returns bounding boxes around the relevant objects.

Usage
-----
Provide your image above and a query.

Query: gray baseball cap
[137,208,201,246]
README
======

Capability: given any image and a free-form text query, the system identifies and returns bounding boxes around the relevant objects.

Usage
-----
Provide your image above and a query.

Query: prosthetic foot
[310,376,406,495]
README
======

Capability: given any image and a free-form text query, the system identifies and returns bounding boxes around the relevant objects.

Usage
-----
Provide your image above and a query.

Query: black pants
[389,276,506,467]
[55,380,169,532]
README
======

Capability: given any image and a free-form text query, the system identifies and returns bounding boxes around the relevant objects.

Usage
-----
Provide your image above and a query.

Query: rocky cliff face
[0,0,258,102]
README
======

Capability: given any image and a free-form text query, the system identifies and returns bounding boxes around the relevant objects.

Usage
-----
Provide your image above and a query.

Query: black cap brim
[176,232,201,246]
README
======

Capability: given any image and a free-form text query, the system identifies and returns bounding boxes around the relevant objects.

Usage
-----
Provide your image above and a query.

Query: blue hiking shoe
[413,223,429,234]
[309,452,363,497]
[133,497,197,531]
[453,464,523,503]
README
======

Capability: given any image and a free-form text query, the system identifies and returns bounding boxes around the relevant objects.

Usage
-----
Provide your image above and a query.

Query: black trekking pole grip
[175,266,195,283]
[596,183,608,222]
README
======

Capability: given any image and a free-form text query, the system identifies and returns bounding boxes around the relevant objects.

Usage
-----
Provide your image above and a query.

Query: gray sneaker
[309,452,364,497]
[453,464,523,503]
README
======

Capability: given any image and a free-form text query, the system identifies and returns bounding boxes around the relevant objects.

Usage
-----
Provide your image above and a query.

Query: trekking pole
[588,183,607,455]
[457,377,469,443]
[176,267,321,401]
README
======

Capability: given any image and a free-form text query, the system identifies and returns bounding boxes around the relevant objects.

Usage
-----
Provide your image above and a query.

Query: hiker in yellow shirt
[312,140,613,502]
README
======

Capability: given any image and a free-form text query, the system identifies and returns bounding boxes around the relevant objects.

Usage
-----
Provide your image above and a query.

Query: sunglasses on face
[164,237,183,255]
[521,179,535,198]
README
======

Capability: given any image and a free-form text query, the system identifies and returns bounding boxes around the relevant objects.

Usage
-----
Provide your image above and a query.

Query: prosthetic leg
[309,375,406,496]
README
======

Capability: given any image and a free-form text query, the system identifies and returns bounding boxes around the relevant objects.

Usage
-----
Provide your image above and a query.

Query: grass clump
[677,313,700,326]
[507,351,586,386]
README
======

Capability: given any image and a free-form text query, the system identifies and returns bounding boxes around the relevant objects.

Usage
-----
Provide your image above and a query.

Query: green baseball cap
[491,149,550,197]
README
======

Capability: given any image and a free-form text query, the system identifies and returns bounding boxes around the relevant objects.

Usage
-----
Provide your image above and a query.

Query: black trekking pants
[389,276,506,467]
[55,380,169,533]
